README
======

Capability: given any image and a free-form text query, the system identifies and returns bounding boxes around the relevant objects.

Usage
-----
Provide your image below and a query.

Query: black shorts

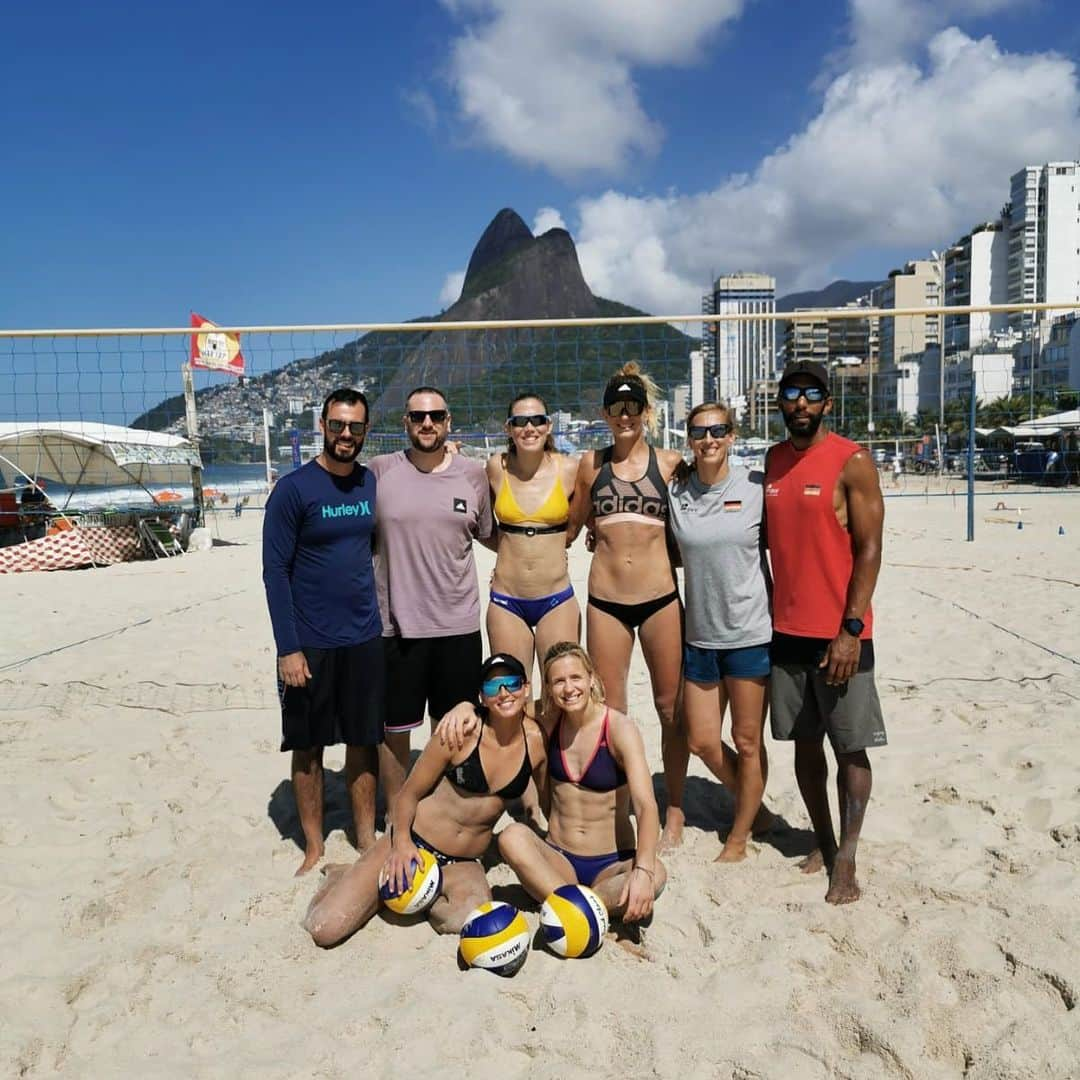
[279,637,385,751]
[383,631,482,734]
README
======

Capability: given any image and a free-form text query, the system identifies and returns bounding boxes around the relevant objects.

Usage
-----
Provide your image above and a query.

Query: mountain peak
[463,208,534,292]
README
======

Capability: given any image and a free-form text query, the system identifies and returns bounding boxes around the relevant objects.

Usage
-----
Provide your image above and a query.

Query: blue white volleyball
[378,847,442,915]
[458,901,530,977]
[540,884,609,958]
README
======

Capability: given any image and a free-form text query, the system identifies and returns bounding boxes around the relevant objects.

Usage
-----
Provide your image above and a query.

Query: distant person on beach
[668,401,776,862]
[262,387,383,875]
[20,480,51,540]
[367,387,494,817]
[891,454,902,487]
[568,363,687,849]
[303,654,546,946]
[765,360,886,904]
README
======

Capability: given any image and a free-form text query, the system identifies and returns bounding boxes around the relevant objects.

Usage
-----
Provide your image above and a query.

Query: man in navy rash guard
[262,388,383,875]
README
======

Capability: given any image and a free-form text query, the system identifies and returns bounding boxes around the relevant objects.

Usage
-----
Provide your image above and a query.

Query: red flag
[190,312,245,376]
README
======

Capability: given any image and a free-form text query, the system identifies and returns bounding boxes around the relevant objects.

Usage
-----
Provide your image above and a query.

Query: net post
[182,363,205,526]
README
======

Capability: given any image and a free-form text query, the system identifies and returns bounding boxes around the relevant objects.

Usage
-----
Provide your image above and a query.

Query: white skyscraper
[1007,161,1080,329]
[707,273,776,409]
[943,221,1010,356]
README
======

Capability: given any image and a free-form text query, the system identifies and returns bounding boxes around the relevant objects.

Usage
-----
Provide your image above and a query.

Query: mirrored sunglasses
[407,409,448,423]
[481,674,525,696]
[779,385,827,403]
[688,423,731,440]
[326,418,367,436]
[604,400,643,418]
[508,414,550,429]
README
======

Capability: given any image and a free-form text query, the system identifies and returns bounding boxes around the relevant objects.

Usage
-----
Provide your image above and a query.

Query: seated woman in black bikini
[303,655,546,946]
[569,361,688,848]
[438,642,665,923]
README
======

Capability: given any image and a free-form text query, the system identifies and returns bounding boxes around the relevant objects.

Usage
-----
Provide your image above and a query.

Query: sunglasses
[779,385,827,403]
[325,418,367,436]
[508,414,550,429]
[604,400,644,418]
[407,409,448,424]
[481,674,525,696]
[688,423,731,440]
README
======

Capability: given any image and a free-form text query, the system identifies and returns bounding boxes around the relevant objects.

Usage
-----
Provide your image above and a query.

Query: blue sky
[3,0,1080,333]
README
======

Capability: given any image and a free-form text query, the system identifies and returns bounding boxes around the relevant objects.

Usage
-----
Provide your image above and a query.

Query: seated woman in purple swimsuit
[439,641,665,924]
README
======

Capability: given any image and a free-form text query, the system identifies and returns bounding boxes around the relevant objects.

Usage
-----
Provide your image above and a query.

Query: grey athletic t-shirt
[668,465,772,649]
[368,451,493,638]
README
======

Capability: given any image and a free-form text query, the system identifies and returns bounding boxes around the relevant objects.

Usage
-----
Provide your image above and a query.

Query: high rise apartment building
[943,221,1010,356]
[1007,162,1080,329]
[705,273,776,407]
[876,260,940,367]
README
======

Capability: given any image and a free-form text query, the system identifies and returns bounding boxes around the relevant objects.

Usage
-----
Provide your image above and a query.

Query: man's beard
[324,434,362,462]
[782,410,824,438]
[408,429,447,453]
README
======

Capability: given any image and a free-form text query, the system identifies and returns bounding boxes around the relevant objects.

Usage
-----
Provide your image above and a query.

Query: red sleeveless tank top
[765,432,873,640]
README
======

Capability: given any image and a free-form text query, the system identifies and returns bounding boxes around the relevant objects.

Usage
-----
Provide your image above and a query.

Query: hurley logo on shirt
[453,498,467,513]
[321,502,371,519]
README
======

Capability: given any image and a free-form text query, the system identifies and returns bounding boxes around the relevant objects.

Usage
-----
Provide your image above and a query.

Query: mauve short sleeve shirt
[367,450,493,638]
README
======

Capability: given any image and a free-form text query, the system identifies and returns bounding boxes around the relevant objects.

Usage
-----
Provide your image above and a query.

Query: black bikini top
[590,445,669,522]
[444,718,533,800]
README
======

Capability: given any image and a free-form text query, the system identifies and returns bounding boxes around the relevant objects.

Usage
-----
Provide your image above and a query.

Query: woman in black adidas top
[569,362,688,848]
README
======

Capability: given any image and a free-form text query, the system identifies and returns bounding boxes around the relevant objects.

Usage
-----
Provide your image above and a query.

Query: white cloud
[569,28,1080,311]
[440,0,746,177]
[401,87,439,132]
[532,207,567,234]
[439,270,466,308]
[848,0,1022,64]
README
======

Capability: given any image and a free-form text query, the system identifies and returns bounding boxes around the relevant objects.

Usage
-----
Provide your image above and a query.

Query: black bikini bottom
[587,589,680,631]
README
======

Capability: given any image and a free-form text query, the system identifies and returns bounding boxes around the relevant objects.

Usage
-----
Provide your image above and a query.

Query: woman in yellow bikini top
[486,392,582,686]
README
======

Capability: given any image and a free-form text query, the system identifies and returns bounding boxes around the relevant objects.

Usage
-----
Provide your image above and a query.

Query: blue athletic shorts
[683,642,771,683]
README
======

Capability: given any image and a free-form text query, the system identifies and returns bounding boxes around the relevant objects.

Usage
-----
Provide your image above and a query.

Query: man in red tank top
[765,360,886,905]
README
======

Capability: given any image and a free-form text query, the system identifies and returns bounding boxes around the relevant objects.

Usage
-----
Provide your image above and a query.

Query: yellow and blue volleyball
[378,847,442,916]
[458,901,530,977]
[540,884,609,958]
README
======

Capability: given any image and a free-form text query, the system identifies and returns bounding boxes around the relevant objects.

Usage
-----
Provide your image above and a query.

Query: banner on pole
[190,312,245,376]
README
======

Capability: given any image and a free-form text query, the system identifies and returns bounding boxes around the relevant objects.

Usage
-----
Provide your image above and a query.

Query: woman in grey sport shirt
[668,401,774,862]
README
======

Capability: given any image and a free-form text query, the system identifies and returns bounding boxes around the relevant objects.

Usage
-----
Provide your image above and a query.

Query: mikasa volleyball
[377,847,442,916]
[458,901,530,977]
[540,884,609,958]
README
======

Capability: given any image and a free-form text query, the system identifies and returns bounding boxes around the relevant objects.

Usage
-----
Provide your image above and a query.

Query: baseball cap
[778,360,830,393]
[602,374,648,408]
[478,653,528,687]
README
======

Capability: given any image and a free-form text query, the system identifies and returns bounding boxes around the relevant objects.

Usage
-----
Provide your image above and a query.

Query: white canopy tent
[0,422,201,493]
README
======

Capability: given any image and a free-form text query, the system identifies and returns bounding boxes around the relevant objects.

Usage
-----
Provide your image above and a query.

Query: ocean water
[43,463,275,511]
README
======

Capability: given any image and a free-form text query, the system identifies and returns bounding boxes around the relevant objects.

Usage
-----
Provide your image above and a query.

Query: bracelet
[632,864,655,879]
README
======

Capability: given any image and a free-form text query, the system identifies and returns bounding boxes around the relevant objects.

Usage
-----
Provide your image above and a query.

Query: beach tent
[1009,409,1080,439]
[0,422,201,490]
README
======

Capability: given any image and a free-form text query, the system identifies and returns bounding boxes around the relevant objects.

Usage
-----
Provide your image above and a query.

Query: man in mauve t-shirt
[765,360,886,905]
[367,386,494,811]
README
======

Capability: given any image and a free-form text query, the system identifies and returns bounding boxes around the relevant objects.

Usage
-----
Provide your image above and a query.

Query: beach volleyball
[458,901,530,977]
[378,848,442,915]
[540,884,609,958]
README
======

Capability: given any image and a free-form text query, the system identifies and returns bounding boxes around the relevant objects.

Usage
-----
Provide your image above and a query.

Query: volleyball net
[0,305,1077,505]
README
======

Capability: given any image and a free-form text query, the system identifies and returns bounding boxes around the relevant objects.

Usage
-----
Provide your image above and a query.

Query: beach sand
[2,483,1078,1078]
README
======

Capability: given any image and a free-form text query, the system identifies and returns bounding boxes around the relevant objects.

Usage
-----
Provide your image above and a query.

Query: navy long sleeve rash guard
[262,460,381,655]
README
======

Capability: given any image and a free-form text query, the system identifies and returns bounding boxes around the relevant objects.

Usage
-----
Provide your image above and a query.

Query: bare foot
[352,830,377,854]
[659,807,685,851]
[295,843,325,877]
[798,849,825,874]
[825,856,861,904]
[714,836,749,863]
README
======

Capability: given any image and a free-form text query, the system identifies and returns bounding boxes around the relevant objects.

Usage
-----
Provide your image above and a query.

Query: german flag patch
[803,484,821,497]
[723,500,742,512]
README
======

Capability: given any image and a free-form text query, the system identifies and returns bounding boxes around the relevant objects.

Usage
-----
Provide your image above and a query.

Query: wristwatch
[841,617,864,637]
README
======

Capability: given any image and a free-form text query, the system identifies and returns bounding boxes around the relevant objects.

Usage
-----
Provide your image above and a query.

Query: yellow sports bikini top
[494,470,570,528]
